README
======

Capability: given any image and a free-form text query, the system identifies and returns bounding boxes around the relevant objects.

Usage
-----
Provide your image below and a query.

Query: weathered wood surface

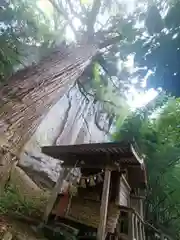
[0,44,98,192]
[117,175,131,207]
[43,167,69,223]
[97,169,111,240]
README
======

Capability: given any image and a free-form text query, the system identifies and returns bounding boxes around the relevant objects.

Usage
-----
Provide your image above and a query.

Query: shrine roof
[42,141,143,168]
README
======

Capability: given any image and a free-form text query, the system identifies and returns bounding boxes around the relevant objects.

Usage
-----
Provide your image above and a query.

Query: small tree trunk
[0,44,98,191]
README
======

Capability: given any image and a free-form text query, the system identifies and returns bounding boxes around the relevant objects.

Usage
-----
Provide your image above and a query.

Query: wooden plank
[97,168,111,240]
[128,211,133,240]
[62,163,116,169]
[140,222,144,240]
[134,215,139,240]
[132,213,135,240]
[62,161,119,169]
[43,167,69,223]
[117,175,131,207]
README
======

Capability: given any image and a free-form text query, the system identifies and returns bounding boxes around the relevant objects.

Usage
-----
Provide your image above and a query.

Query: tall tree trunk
[0,44,98,191]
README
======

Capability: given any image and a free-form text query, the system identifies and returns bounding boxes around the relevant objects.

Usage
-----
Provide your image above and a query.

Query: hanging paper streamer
[71,170,104,188]
[69,183,78,196]
[80,178,86,188]
[80,171,104,187]
[89,176,96,186]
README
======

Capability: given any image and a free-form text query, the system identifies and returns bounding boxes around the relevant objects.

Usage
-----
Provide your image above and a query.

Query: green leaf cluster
[0,184,45,218]
[112,95,180,238]
[0,0,57,80]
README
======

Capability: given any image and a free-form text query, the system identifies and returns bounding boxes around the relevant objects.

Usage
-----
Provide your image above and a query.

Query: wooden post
[128,210,133,240]
[134,214,138,240]
[132,212,135,240]
[142,222,146,240]
[97,168,111,240]
[138,219,143,240]
[43,167,69,223]
[135,216,140,240]
[139,222,143,240]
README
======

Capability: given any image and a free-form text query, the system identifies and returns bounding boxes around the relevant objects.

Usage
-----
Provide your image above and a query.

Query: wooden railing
[145,222,174,240]
[130,194,144,218]
[117,206,174,240]
[117,206,145,240]
[130,208,145,240]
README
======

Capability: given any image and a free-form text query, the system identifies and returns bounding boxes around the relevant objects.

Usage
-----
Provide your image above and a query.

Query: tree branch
[77,79,119,109]
[77,79,91,103]
[87,0,102,37]
[81,113,92,141]
[163,213,180,225]
[101,0,113,14]
[48,0,78,39]
[78,0,87,16]
[152,190,175,213]
[67,0,84,22]
[99,35,123,49]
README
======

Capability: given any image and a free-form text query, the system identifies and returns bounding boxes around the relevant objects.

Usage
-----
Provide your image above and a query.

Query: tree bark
[0,44,98,191]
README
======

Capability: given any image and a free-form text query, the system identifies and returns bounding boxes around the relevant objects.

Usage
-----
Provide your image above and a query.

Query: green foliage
[93,62,101,83]
[0,0,57,80]
[119,0,180,97]
[0,185,45,218]
[112,95,180,238]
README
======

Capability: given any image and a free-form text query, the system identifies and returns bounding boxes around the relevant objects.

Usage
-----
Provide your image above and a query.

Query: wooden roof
[41,141,143,168]
[127,164,147,188]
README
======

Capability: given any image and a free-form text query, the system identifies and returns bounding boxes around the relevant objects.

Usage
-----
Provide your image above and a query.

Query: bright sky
[37,0,53,18]
[38,0,158,110]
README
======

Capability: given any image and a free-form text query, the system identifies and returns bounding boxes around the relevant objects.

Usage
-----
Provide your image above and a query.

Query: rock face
[19,85,108,188]
[10,165,46,198]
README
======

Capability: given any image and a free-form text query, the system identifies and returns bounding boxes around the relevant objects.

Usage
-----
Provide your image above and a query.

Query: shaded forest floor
[0,215,47,239]
[0,166,50,239]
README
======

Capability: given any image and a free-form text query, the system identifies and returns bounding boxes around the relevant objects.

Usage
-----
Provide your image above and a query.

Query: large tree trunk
[0,44,98,191]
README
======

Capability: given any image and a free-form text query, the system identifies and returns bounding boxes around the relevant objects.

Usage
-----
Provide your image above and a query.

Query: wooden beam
[43,167,69,223]
[97,168,111,240]
[62,163,118,169]
[62,164,119,171]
